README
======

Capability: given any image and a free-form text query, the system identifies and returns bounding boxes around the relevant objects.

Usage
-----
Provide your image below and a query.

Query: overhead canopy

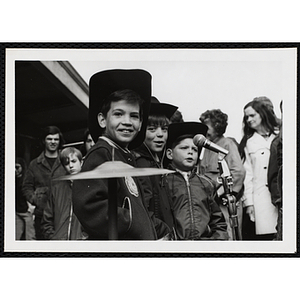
[15,61,89,159]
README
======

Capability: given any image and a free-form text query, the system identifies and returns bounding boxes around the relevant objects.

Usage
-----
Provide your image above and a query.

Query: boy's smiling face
[145,124,168,154]
[167,137,198,172]
[98,99,142,148]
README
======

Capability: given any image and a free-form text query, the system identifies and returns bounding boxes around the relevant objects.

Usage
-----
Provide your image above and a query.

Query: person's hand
[246,205,255,222]
[35,186,49,197]
[27,201,35,214]
[157,232,173,241]
[34,187,49,208]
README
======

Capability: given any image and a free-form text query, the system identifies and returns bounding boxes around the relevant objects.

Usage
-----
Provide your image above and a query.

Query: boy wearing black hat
[133,97,177,233]
[72,69,170,240]
[164,122,228,240]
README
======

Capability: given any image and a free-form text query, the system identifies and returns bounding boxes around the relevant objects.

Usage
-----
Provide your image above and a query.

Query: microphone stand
[217,153,241,240]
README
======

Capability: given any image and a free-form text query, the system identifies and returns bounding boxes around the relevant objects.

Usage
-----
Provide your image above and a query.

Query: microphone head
[193,134,206,147]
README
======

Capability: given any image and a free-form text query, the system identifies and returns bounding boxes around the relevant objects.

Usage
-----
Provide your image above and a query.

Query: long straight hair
[239,100,278,161]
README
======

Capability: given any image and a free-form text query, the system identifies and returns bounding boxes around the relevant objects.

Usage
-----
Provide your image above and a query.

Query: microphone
[193,134,229,156]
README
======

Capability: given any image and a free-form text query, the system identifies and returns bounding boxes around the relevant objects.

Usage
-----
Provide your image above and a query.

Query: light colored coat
[243,132,278,234]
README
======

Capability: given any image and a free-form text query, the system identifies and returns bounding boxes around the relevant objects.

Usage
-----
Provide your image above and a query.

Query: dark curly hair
[199,109,228,136]
[170,110,184,123]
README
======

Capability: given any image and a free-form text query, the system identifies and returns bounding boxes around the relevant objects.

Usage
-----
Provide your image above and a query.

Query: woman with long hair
[239,98,279,240]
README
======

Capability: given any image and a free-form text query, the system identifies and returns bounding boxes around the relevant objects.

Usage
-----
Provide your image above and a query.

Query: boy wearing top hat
[133,96,178,233]
[72,69,170,240]
[164,122,228,240]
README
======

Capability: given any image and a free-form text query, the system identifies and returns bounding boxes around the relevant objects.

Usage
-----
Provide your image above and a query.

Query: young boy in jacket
[133,97,178,232]
[164,122,228,240]
[41,147,86,240]
[72,69,170,240]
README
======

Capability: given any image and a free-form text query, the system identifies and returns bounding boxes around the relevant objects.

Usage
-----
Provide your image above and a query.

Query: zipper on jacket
[181,173,196,238]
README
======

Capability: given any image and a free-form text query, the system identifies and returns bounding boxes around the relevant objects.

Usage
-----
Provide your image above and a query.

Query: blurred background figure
[15,157,36,240]
[254,96,281,127]
[80,128,95,158]
[169,109,184,123]
[239,98,279,240]
[199,109,245,240]
[22,126,66,240]
[41,147,87,240]
[267,100,283,240]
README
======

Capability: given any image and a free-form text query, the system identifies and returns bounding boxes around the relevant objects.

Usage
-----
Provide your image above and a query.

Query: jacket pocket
[122,197,132,232]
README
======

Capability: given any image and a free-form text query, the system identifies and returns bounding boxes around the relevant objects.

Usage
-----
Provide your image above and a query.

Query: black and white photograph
[1,1,300,297]
[4,46,297,254]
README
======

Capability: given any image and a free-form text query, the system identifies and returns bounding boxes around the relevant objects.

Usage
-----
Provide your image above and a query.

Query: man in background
[22,126,66,240]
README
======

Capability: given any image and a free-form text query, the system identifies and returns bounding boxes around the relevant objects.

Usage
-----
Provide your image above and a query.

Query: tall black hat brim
[149,103,178,119]
[166,122,208,148]
[88,69,152,149]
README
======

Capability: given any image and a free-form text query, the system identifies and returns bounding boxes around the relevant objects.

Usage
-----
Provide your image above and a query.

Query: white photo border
[3,44,298,255]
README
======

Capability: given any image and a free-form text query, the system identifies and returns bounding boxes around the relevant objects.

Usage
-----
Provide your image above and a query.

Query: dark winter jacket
[22,152,66,217]
[72,137,170,240]
[16,175,28,213]
[164,166,228,240]
[133,143,175,230]
[268,134,282,207]
[41,180,85,240]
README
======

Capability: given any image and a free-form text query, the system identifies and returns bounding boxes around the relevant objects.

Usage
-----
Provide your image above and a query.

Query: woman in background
[199,109,245,240]
[239,98,279,240]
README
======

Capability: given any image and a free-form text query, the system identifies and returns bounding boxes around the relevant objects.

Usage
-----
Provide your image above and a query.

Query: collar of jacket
[99,136,131,154]
[133,143,151,159]
[91,136,136,167]
[36,151,60,170]
[211,135,224,144]
[133,142,164,168]
[168,163,197,178]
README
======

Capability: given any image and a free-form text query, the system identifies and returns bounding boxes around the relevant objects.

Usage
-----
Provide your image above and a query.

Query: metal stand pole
[217,155,241,241]
[108,178,118,240]
[226,193,241,240]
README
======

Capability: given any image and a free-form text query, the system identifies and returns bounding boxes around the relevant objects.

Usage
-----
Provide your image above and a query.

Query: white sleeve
[243,147,254,207]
